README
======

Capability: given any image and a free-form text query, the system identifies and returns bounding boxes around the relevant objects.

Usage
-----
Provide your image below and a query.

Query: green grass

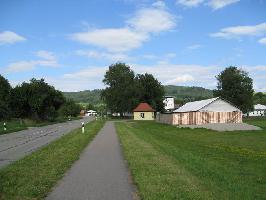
[0,119,27,135]
[0,120,105,200]
[244,117,266,129]
[116,120,266,200]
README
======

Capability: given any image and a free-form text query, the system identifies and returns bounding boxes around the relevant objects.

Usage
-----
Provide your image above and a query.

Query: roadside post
[82,122,85,133]
[4,122,7,131]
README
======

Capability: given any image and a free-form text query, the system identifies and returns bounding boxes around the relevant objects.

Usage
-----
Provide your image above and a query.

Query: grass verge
[0,119,105,200]
[116,120,266,200]
[0,120,27,135]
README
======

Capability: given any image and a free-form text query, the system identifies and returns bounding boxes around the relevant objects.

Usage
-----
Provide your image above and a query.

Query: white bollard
[82,122,85,133]
[4,122,7,131]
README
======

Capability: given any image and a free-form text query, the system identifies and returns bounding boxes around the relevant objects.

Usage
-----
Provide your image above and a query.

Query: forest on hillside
[63,85,213,104]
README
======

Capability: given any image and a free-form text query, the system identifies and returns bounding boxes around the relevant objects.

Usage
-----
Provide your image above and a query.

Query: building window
[140,113,145,118]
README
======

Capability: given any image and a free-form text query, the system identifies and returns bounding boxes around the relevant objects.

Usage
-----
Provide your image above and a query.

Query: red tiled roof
[133,103,155,112]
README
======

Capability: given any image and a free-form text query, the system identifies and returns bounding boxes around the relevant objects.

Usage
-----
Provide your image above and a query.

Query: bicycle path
[46,121,137,200]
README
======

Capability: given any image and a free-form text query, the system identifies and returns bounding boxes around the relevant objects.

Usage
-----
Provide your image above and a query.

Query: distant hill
[164,85,213,102]
[63,89,103,105]
[63,85,213,104]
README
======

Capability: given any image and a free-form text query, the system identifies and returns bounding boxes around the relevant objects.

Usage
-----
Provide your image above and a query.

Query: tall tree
[10,78,65,120]
[0,74,11,119]
[59,99,81,117]
[213,66,254,113]
[135,73,165,111]
[101,63,137,115]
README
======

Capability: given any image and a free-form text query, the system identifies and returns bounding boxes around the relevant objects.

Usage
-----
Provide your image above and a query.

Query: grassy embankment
[0,117,82,135]
[116,119,266,200]
[0,119,105,200]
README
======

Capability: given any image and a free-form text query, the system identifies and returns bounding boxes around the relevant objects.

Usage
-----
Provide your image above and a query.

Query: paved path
[46,121,136,200]
[179,122,262,131]
[0,117,93,168]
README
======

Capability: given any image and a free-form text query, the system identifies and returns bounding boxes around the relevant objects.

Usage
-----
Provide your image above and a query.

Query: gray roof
[173,97,220,113]
[254,104,266,110]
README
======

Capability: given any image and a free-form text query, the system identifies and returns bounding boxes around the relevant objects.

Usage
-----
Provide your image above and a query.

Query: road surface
[46,121,137,200]
[0,117,93,168]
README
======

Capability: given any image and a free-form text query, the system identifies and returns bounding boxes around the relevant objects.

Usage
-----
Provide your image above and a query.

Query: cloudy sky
[0,0,265,91]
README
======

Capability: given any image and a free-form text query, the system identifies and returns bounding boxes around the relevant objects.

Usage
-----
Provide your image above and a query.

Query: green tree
[135,73,165,111]
[9,84,29,118]
[94,103,107,116]
[213,66,254,113]
[0,74,11,119]
[59,99,81,117]
[254,92,266,105]
[10,79,65,120]
[86,103,95,111]
[101,62,138,115]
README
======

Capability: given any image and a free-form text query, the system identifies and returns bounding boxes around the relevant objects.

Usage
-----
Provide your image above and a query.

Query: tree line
[0,75,81,121]
[101,63,256,114]
[1,64,258,120]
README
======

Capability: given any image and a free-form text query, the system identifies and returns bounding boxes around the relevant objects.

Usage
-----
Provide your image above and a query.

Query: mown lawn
[116,120,266,200]
[244,117,266,129]
[0,120,105,200]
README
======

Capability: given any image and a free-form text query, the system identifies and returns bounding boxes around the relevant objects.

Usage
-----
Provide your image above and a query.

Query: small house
[247,104,266,117]
[133,103,155,120]
[85,110,97,116]
[157,97,242,125]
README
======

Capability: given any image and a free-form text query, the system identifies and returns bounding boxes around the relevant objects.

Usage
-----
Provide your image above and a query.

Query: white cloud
[152,1,167,9]
[75,50,132,61]
[165,74,194,84]
[258,37,266,45]
[187,44,202,50]
[177,0,205,7]
[127,7,176,33]
[5,61,36,72]
[0,31,26,45]
[64,67,107,80]
[210,22,266,39]
[39,63,266,92]
[165,53,176,58]
[50,63,218,91]
[5,50,59,72]
[131,63,218,85]
[35,50,59,67]
[70,1,176,52]
[70,28,148,52]
[177,0,240,9]
[142,54,157,60]
[208,0,240,10]
[36,50,56,60]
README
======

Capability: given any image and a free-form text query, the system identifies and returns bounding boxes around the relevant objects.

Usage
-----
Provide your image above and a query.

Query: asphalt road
[46,121,137,200]
[0,117,93,168]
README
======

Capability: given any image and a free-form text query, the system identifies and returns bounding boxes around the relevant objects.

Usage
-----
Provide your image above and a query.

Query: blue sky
[0,0,266,91]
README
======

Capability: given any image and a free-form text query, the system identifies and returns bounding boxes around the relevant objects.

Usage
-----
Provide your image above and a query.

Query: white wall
[200,99,239,112]
[248,110,265,117]
[163,97,175,110]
